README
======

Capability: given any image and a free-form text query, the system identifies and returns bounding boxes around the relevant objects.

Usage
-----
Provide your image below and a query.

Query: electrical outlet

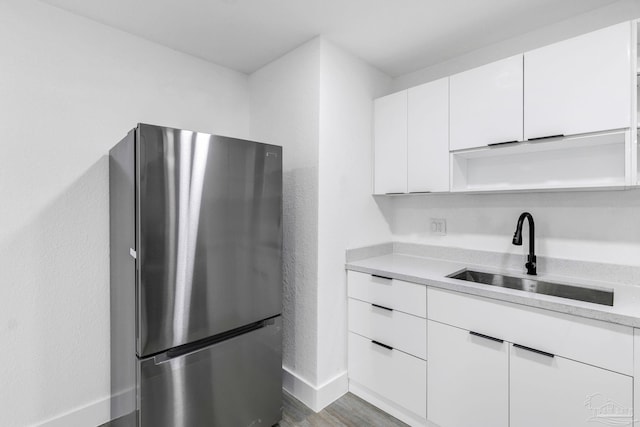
[430,218,446,236]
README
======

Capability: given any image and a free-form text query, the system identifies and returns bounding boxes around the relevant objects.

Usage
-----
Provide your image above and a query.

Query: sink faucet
[512,212,536,275]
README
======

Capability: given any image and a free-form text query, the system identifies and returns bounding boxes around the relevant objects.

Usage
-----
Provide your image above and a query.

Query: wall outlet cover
[430,218,446,236]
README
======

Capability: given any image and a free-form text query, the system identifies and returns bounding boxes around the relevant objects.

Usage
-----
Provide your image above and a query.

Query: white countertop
[346,253,640,328]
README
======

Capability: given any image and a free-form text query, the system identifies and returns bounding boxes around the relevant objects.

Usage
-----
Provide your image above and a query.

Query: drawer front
[427,288,633,375]
[348,298,427,360]
[347,271,426,318]
[348,332,427,419]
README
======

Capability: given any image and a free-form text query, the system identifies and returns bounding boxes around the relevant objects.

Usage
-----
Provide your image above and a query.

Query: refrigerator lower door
[138,317,282,427]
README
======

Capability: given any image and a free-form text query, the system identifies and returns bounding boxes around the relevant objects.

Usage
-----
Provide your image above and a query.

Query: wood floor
[279,391,408,427]
[100,391,407,427]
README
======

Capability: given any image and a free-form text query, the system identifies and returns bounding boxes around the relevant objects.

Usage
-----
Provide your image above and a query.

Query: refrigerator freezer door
[136,124,283,356]
[138,317,282,427]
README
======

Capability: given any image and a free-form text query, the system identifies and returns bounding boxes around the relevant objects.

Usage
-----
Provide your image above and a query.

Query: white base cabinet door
[524,21,632,140]
[374,90,407,194]
[427,320,508,427]
[510,343,633,427]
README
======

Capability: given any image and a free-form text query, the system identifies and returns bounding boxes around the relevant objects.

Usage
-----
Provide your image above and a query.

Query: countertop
[346,253,640,328]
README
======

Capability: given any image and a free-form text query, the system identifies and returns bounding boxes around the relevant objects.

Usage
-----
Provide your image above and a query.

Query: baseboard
[282,367,348,412]
[32,395,111,427]
[110,387,136,422]
[349,380,427,427]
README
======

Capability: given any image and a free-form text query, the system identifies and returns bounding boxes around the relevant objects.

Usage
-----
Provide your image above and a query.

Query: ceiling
[39,0,619,76]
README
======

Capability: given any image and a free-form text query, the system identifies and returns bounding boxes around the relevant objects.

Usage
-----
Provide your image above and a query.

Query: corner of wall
[248,36,323,400]
[282,367,348,413]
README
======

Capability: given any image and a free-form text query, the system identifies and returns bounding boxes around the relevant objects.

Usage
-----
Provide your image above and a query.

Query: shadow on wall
[0,156,110,426]
[373,189,640,257]
[281,166,319,383]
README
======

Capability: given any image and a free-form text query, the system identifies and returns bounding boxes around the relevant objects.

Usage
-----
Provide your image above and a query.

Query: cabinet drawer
[348,332,426,419]
[348,298,427,360]
[347,271,426,318]
[427,288,633,375]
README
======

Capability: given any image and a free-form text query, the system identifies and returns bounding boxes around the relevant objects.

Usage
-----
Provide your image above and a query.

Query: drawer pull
[513,343,554,358]
[372,303,393,312]
[371,274,392,280]
[527,134,564,142]
[487,140,519,147]
[469,331,503,343]
[371,340,393,351]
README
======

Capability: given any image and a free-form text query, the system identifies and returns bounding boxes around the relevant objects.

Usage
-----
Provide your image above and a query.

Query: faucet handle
[526,255,537,276]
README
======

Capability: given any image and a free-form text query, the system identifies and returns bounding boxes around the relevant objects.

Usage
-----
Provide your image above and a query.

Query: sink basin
[447,269,614,306]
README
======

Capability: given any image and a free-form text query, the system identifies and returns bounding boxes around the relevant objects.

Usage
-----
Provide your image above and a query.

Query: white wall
[388,190,640,266]
[0,1,250,426]
[317,41,391,386]
[250,38,392,410]
[393,0,640,91]
[249,39,322,386]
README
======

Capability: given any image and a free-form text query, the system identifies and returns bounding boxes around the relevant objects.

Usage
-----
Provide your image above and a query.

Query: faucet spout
[512,212,536,275]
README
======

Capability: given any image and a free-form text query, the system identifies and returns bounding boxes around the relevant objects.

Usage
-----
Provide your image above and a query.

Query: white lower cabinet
[510,344,633,427]
[347,271,427,426]
[426,287,634,427]
[347,272,635,427]
[427,320,508,427]
[348,332,427,421]
[427,319,633,427]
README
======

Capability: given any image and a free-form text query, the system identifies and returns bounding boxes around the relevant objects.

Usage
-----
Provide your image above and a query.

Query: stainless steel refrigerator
[109,123,283,427]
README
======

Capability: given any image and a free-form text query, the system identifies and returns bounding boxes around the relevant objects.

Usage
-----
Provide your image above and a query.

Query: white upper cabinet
[407,77,450,192]
[374,90,407,194]
[450,55,524,151]
[524,22,632,140]
[373,20,636,194]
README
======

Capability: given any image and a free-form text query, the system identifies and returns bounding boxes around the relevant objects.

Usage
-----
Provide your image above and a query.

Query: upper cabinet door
[408,77,449,193]
[450,55,524,151]
[374,90,408,194]
[524,22,632,140]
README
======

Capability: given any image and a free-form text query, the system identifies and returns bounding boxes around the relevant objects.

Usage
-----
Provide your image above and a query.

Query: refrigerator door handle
[152,317,276,364]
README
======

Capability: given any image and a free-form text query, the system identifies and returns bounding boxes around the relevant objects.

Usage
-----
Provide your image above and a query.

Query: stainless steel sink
[447,269,614,306]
